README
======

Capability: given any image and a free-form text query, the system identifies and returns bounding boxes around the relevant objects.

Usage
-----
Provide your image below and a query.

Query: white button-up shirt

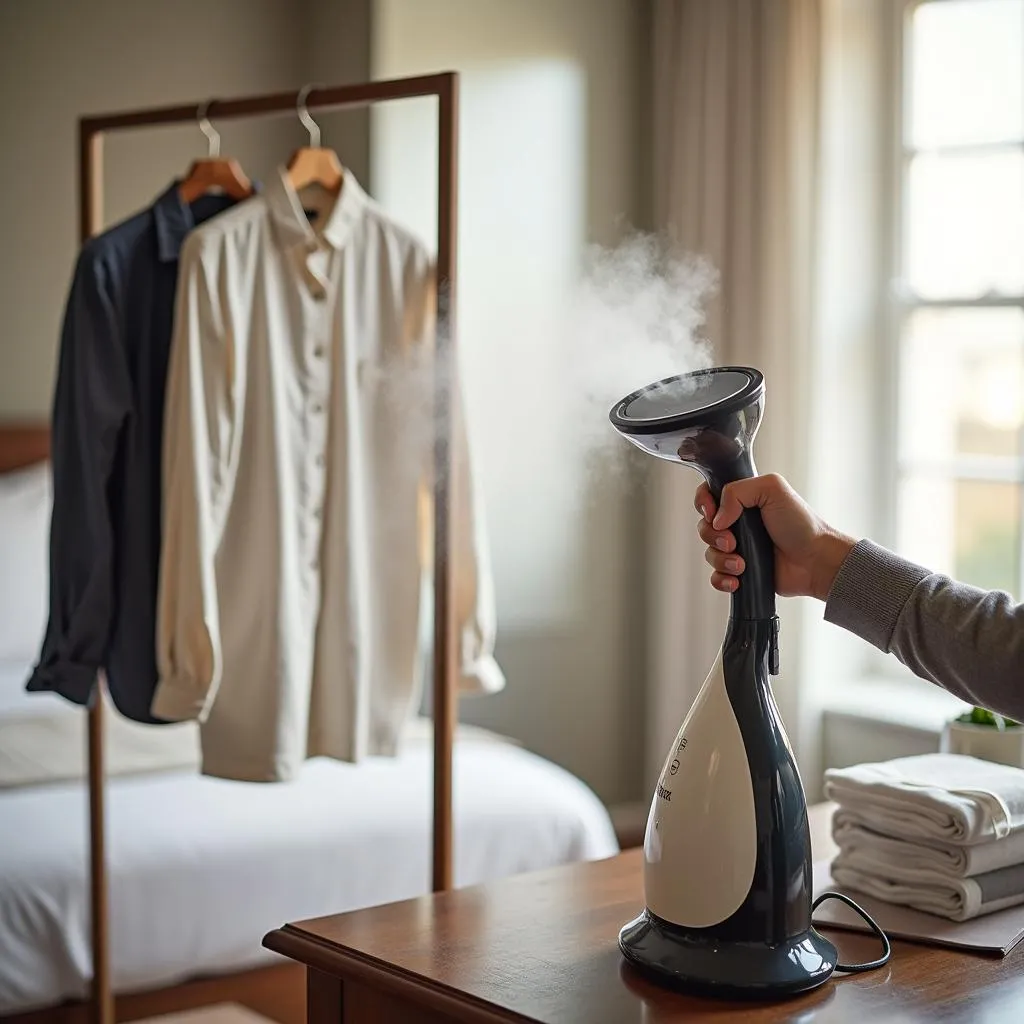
[153,168,504,781]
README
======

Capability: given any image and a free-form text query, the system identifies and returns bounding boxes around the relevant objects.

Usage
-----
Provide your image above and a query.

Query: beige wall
[0,0,309,417]
[371,0,649,803]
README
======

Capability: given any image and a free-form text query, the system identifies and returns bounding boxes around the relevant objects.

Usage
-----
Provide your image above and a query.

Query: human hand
[694,474,855,601]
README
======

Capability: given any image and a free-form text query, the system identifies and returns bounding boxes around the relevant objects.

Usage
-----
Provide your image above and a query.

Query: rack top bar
[80,73,455,135]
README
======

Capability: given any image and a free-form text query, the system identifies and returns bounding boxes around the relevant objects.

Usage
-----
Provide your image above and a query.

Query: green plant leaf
[955,706,1020,728]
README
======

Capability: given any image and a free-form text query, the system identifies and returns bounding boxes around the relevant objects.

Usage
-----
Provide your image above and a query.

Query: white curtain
[645,0,824,784]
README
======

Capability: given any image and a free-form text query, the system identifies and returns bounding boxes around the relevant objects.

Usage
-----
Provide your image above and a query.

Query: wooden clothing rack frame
[78,73,460,1024]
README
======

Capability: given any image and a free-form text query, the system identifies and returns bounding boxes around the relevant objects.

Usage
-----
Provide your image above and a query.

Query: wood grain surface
[266,804,1022,1023]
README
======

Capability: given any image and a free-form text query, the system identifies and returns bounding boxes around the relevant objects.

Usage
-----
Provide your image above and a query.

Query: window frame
[881,0,1024,616]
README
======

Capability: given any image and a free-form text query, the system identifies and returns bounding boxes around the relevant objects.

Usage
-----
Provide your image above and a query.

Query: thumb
[712,478,767,530]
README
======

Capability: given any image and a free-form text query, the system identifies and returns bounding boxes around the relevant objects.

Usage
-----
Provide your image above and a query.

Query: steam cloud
[372,231,718,491]
[560,232,718,470]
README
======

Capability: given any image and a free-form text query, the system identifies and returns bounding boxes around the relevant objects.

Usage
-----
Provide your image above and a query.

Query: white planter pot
[941,720,1024,768]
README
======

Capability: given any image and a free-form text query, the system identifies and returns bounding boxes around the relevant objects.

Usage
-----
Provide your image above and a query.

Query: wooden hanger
[178,102,254,204]
[179,157,253,203]
[286,85,343,195]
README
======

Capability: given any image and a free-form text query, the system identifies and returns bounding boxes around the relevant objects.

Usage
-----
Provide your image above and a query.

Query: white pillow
[0,462,51,664]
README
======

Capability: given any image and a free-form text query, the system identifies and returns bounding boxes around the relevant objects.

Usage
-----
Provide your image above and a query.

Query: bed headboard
[0,424,50,473]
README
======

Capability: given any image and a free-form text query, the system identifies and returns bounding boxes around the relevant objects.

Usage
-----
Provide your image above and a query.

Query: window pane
[897,477,1020,595]
[955,480,1020,594]
[908,0,1024,148]
[906,150,1024,299]
[899,308,1024,463]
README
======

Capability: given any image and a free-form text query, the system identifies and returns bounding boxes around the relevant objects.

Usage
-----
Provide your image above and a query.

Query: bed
[0,426,619,1021]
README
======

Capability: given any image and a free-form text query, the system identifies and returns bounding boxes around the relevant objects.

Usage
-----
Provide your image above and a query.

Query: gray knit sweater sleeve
[824,539,1024,720]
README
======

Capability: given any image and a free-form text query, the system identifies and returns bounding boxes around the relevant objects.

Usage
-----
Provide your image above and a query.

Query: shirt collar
[152,182,242,263]
[266,165,366,252]
[152,183,195,263]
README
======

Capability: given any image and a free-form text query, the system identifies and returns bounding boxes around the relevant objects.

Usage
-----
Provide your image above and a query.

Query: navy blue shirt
[27,184,240,722]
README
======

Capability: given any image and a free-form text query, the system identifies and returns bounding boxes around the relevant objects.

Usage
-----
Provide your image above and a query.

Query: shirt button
[311,286,326,301]
[315,454,325,467]
[313,345,325,358]
[311,402,323,414]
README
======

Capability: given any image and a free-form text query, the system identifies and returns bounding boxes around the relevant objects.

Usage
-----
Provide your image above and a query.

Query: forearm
[824,540,1024,721]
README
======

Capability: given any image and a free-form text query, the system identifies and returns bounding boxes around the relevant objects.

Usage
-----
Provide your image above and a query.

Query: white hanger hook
[197,100,220,159]
[296,84,321,149]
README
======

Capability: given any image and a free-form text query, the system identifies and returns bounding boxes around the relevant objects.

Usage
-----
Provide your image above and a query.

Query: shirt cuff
[151,677,212,722]
[459,654,506,695]
[25,659,99,706]
[824,539,931,652]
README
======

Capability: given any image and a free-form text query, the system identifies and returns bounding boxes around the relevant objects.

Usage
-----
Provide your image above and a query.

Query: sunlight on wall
[370,61,587,627]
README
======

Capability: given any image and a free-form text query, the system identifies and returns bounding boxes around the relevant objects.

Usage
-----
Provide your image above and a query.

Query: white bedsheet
[0,714,618,1013]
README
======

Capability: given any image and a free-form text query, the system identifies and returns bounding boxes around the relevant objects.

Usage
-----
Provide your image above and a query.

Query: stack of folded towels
[823,753,1024,922]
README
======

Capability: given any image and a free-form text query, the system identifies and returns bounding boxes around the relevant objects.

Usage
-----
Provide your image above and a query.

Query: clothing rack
[78,73,460,1024]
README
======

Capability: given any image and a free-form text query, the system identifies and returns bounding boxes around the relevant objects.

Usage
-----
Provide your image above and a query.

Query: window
[891,0,1024,596]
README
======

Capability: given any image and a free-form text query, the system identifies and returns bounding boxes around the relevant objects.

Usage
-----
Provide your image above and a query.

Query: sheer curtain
[645,0,825,784]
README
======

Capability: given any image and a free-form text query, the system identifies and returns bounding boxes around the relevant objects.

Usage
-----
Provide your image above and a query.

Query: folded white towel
[833,814,1024,880]
[823,754,1024,845]
[832,859,1024,922]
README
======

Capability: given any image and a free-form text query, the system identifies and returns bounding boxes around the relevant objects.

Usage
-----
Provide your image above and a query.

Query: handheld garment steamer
[610,367,889,998]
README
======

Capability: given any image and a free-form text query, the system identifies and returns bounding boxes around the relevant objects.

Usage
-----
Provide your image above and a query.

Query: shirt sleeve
[825,539,1024,719]
[449,354,505,694]
[152,234,235,721]
[26,246,131,705]
[417,266,506,696]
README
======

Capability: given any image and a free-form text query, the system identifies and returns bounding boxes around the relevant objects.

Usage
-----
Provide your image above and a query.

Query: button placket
[306,247,330,302]
[302,246,333,575]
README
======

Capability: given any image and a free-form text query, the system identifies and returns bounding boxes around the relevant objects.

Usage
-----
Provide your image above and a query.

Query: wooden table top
[265,806,1024,1023]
